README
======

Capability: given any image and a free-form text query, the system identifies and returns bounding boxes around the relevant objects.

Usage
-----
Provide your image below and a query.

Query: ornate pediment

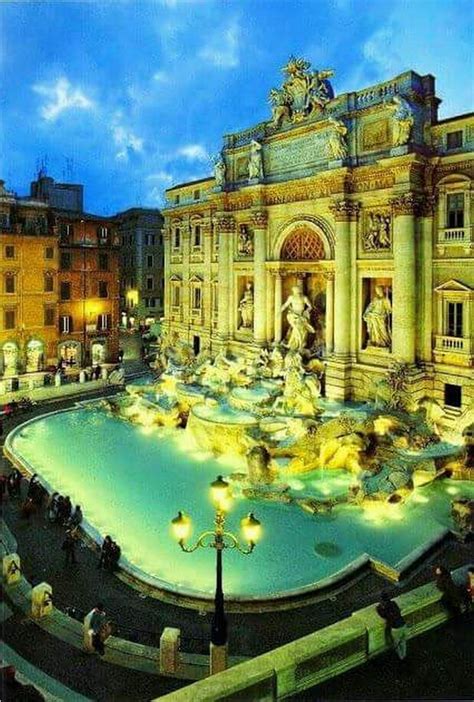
[434,279,472,293]
[269,56,335,128]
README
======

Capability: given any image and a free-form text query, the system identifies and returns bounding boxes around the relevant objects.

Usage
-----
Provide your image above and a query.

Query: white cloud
[153,70,170,83]
[111,114,144,161]
[176,144,208,161]
[198,19,240,69]
[33,77,94,121]
[146,171,174,184]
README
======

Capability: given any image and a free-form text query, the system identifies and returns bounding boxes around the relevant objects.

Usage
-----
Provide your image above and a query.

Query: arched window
[281,227,325,261]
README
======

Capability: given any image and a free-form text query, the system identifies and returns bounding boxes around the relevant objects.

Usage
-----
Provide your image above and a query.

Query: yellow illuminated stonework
[162,63,474,430]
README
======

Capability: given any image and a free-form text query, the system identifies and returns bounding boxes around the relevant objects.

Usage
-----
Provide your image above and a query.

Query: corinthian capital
[330,199,361,222]
[251,210,268,227]
[419,194,437,218]
[214,214,235,232]
[391,192,422,217]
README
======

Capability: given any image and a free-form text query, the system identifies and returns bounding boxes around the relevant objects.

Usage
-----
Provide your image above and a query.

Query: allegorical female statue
[238,282,254,329]
[363,285,392,349]
[390,96,414,147]
[326,118,348,160]
[248,140,263,180]
[214,158,226,187]
[281,286,315,352]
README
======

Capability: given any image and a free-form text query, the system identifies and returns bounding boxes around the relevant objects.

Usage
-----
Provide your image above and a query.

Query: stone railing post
[159,627,181,674]
[31,582,53,619]
[3,553,21,585]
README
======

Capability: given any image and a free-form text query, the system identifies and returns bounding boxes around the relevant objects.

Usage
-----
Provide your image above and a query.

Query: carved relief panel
[236,224,254,259]
[360,208,392,255]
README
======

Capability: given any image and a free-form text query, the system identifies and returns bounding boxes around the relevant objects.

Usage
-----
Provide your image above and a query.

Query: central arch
[273,215,335,261]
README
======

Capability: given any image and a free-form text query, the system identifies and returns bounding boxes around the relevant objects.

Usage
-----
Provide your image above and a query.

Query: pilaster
[216,214,235,342]
[252,210,268,345]
[391,192,420,364]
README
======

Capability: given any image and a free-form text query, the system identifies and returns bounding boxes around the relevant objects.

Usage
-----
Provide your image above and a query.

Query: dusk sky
[1,0,472,214]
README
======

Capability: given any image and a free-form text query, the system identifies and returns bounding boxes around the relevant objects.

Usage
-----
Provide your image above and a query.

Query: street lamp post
[171,475,261,671]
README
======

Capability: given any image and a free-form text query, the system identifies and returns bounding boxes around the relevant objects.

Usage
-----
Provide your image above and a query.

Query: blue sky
[0,0,472,214]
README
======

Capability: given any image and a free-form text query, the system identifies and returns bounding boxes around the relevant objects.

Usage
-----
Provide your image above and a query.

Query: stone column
[274,272,283,343]
[324,271,335,355]
[419,196,435,362]
[391,193,419,364]
[265,270,274,344]
[326,200,359,400]
[330,200,360,357]
[216,214,235,342]
[163,227,171,333]
[252,210,268,345]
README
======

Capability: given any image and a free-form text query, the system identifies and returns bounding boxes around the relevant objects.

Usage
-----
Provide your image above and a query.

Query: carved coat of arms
[269,56,334,127]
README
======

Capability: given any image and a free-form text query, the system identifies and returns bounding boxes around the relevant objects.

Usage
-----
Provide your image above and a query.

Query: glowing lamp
[171,511,191,542]
[210,475,230,509]
[240,512,261,544]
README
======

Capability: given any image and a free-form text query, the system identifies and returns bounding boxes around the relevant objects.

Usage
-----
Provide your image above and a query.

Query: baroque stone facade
[162,62,474,424]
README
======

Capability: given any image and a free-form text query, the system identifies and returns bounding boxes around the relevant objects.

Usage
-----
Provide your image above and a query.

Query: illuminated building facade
[162,63,473,424]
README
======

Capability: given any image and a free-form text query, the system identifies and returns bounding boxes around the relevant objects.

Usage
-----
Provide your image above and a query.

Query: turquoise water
[10,408,474,599]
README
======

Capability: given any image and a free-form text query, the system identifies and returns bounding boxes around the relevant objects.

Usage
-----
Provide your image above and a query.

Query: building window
[45,246,54,259]
[175,195,180,205]
[4,309,16,329]
[0,213,10,229]
[44,306,55,326]
[59,315,73,333]
[5,245,15,259]
[193,189,200,201]
[44,274,54,292]
[60,223,73,240]
[446,193,464,228]
[146,276,154,291]
[193,225,202,248]
[60,252,72,270]
[4,274,15,294]
[446,301,463,337]
[173,228,181,249]
[192,286,202,310]
[98,313,111,331]
[98,253,109,271]
[444,383,462,408]
[98,226,109,240]
[147,254,154,268]
[172,285,180,308]
[60,281,71,300]
[98,281,108,298]
[446,131,463,151]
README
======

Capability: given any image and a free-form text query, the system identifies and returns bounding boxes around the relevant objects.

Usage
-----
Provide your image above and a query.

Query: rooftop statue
[389,96,415,147]
[269,56,334,127]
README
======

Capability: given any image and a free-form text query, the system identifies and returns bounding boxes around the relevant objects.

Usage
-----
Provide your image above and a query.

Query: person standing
[89,603,107,656]
[434,565,469,615]
[376,591,407,660]
[62,530,78,566]
[98,535,113,569]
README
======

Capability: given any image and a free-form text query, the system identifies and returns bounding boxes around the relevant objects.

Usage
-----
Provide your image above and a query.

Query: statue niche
[238,281,254,330]
[363,282,392,351]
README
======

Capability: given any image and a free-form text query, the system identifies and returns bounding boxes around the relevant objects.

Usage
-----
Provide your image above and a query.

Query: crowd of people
[98,535,121,572]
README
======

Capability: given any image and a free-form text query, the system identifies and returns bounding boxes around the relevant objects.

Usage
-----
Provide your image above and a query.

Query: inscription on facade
[265,131,328,175]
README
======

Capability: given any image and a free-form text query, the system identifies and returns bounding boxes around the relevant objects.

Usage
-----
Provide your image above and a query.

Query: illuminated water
[9,407,474,599]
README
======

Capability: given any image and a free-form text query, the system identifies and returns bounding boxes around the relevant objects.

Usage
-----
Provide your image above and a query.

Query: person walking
[69,504,83,530]
[376,591,407,660]
[62,530,78,566]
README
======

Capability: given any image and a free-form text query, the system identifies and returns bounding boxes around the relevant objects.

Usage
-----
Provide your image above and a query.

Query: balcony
[433,335,473,366]
[439,228,466,243]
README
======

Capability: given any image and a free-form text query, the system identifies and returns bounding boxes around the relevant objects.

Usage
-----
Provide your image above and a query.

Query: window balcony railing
[439,228,466,243]
[434,335,472,354]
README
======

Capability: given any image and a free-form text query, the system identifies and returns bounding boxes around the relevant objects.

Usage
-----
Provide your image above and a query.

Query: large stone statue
[248,140,263,180]
[281,286,315,352]
[214,158,226,187]
[326,118,348,160]
[268,57,334,125]
[363,285,392,349]
[390,96,414,147]
[238,282,254,329]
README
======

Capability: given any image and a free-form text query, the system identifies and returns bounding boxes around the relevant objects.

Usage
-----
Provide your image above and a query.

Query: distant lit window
[4,309,16,329]
[446,301,463,337]
[146,276,154,290]
[173,228,181,248]
[98,281,108,298]
[193,225,201,247]
[193,189,200,200]
[60,315,72,333]
[60,281,71,300]
[45,246,54,259]
[172,285,180,307]
[44,274,54,292]
[44,306,55,326]
[192,286,202,310]
[446,131,463,150]
[60,252,72,270]
[446,193,464,228]
[5,245,15,259]
[4,274,15,294]
[147,254,154,268]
